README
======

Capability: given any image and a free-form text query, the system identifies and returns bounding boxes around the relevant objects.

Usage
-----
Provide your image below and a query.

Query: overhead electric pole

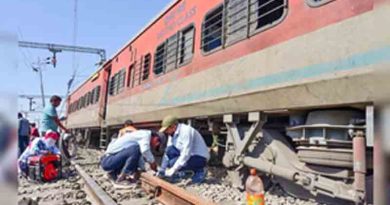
[18,41,106,66]
[31,57,52,108]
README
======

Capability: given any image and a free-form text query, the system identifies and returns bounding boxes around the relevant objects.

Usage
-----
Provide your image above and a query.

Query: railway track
[18,148,323,205]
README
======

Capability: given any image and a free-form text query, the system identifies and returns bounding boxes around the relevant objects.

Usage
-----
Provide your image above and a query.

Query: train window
[306,0,335,7]
[165,34,179,72]
[202,5,224,53]
[225,0,249,46]
[134,57,143,86]
[154,42,166,75]
[109,75,115,96]
[142,54,151,81]
[95,86,101,103]
[117,68,126,93]
[109,72,120,96]
[89,91,94,105]
[249,0,288,35]
[127,64,136,88]
[83,94,88,107]
[178,25,195,66]
[78,99,81,110]
[91,87,95,104]
[80,96,84,108]
[86,92,90,106]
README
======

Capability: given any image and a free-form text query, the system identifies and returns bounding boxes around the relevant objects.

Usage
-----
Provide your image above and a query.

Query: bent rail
[140,173,216,205]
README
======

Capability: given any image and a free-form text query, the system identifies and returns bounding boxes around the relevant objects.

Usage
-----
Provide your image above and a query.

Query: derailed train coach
[66,0,390,204]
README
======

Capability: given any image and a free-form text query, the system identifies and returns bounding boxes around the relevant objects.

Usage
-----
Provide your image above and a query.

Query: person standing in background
[40,95,68,136]
[18,113,30,157]
[30,123,39,141]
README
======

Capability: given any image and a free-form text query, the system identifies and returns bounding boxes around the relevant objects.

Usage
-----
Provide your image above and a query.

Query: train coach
[66,0,390,204]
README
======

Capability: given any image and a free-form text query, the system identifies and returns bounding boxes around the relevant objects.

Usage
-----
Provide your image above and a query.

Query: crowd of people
[18,95,211,187]
[17,95,67,177]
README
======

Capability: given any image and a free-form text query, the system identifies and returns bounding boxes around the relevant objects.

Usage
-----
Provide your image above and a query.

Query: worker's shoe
[113,173,134,189]
[113,179,134,189]
[191,168,207,184]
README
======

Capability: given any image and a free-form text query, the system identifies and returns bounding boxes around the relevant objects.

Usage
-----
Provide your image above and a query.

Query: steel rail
[140,173,216,205]
[73,163,117,205]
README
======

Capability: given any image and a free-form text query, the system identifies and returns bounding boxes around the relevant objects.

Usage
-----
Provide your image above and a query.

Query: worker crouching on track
[100,130,161,188]
[18,131,61,177]
[158,116,210,184]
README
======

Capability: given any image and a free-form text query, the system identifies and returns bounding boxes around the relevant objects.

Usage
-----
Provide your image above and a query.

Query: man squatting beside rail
[158,115,210,184]
[100,129,161,188]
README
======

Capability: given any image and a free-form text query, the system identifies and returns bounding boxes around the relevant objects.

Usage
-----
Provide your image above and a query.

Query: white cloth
[167,123,209,172]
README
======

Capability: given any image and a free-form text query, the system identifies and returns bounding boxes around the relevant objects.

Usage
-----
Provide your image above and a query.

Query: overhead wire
[17,28,33,70]
[60,0,79,115]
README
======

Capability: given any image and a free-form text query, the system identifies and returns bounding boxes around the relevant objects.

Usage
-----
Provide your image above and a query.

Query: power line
[17,27,34,71]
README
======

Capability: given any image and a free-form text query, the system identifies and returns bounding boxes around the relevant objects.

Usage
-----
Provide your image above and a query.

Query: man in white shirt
[100,130,160,188]
[159,115,209,183]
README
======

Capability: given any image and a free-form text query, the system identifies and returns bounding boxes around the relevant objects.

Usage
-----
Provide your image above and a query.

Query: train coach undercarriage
[71,105,374,205]
[213,106,374,205]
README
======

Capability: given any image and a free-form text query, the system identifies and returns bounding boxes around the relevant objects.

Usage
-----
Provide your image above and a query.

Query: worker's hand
[165,168,175,177]
[149,162,157,172]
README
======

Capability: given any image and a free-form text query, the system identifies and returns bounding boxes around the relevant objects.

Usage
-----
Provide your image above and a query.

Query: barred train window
[91,89,96,104]
[249,0,288,35]
[94,86,100,103]
[203,0,287,52]
[306,0,335,7]
[225,0,249,45]
[142,54,151,81]
[165,34,179,72]
[201,5,224,53]
[154,24,195,75]
[89,90,94,105]
[178,25,194,65]
[81,96,85,108]
[86,92,91,106]
[117,68,126,92]
[154,42,166,75]
[85,94,89,107]
[136,57,143,85]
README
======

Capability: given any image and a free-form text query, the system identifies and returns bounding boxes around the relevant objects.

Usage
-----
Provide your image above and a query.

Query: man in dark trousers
[18,113,30,156]
[100,130,161,188]
[158,115,210,183]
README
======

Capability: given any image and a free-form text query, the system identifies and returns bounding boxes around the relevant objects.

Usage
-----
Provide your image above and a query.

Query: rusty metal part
[353,131,366,203]
[73,163,117,205]
[140,173,216,205]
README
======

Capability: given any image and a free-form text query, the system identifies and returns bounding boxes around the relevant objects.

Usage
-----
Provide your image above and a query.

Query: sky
[0,0,171,121]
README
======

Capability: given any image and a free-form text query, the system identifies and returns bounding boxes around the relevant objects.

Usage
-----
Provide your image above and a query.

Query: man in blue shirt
[159,115,210,183]
[40,95,68,135]
[100,130,161,188]
[18,112,30,156]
